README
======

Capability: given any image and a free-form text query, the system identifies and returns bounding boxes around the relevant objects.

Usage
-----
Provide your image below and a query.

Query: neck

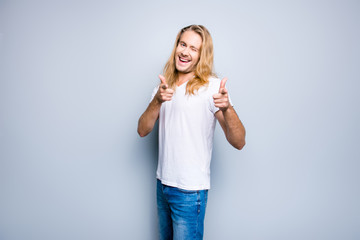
[177,71,195,86]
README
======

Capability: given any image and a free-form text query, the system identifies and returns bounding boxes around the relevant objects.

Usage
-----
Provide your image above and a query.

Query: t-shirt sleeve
[150,85,159,103]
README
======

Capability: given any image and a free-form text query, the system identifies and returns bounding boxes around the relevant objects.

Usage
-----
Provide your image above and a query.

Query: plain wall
[0,0,359,239]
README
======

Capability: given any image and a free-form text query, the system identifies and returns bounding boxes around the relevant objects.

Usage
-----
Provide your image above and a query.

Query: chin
[175,65,193,74]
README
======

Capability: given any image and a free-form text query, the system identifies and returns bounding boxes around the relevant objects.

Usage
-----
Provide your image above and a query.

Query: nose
[181,47,190,56]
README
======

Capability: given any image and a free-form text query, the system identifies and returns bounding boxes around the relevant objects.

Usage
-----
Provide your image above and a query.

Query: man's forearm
[137,98,162,137]
[222,106,246,150]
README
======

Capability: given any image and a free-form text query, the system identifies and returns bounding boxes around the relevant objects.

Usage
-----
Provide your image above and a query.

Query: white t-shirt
[150,77,230,190]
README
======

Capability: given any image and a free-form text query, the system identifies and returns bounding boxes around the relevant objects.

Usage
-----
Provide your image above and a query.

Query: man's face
[175,30,202,74]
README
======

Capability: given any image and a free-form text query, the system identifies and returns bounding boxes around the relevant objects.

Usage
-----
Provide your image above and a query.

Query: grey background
[1,0,359,239]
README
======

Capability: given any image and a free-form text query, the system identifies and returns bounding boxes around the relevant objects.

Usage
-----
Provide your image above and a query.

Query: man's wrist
[154,96,163,105]
[221,105,231,112]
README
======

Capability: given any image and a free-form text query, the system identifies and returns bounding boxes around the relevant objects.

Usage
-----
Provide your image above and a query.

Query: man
[137,25,246,240]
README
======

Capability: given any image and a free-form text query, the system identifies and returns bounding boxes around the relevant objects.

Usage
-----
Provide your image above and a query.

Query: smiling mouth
[179,56,191,63]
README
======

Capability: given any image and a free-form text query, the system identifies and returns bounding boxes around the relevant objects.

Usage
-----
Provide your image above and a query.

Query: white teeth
[180,57,190,63]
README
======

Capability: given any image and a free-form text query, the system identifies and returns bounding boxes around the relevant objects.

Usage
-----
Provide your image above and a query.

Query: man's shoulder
[206,76,221,91]
[208,76,221,83]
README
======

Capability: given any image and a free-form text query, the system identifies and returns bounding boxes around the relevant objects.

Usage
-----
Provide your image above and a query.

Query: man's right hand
[156,74,174,103]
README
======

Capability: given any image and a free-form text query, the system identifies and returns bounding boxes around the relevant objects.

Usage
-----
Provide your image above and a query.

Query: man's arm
[137,97,162,137]
[213,78,246,150]
[215,107,246,150]
[137,75,174,137]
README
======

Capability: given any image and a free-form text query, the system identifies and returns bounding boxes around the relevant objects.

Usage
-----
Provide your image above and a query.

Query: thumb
[159,74,167,85]
[159,74,168,89]
[219,77,228,93]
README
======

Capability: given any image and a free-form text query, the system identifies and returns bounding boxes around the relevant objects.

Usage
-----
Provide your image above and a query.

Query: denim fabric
[157,179,208,240]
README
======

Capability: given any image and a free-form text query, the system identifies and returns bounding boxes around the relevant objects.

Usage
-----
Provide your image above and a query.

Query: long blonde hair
[163,25,216,95]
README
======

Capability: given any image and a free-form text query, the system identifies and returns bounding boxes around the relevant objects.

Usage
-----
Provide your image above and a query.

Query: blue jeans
[157,179,208,240]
